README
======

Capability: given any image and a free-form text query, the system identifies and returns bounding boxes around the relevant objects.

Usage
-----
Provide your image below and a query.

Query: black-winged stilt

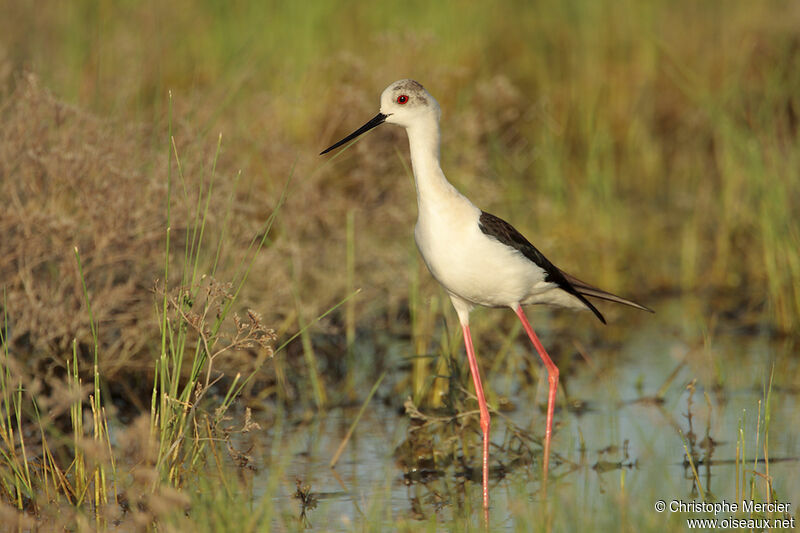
[321,79,652,509]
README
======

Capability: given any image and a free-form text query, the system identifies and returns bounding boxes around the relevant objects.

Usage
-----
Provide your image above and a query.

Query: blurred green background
[3,0,798,336]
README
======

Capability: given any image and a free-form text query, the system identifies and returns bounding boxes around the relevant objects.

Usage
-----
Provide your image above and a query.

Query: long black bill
[320,113,387,155]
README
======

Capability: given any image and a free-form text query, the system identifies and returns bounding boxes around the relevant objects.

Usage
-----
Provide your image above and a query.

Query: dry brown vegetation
[1,75,172,379]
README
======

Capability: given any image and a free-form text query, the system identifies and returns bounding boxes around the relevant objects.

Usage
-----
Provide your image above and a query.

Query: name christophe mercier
[670,499,792,514]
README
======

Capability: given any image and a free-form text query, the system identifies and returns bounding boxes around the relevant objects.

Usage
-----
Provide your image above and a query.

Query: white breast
[414,199,550,308]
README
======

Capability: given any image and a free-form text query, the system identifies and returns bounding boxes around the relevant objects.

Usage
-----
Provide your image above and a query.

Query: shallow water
[255,301,799,530]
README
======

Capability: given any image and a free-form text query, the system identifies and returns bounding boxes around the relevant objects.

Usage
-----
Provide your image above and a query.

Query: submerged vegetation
[0,0,798,530]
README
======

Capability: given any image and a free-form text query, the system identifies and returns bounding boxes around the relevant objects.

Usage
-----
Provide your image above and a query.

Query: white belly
[414,207,551,308]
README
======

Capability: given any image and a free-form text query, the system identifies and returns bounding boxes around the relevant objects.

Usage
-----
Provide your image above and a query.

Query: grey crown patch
[392,80,427,105]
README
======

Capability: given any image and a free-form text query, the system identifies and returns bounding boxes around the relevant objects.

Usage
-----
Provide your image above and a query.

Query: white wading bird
[320,79,652,509]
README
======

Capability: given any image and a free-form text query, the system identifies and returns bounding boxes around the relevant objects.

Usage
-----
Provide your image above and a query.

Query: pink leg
[513,305,558,492]
[461,323,490,510]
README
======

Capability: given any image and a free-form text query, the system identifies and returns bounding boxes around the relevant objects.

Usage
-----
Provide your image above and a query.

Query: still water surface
[255,301,799,530]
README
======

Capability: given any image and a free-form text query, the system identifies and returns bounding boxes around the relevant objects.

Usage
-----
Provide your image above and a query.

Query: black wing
[559,270,654,313]
[478,211,606,324]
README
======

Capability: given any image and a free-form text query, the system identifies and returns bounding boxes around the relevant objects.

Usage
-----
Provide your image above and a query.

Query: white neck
[405,118,462,211]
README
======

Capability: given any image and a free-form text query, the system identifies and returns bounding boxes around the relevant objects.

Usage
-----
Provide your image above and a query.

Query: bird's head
[379,79,440,128]
[320,79,439,155]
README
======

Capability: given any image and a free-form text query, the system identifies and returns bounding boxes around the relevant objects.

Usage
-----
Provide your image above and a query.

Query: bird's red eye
[397,95,409,104]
